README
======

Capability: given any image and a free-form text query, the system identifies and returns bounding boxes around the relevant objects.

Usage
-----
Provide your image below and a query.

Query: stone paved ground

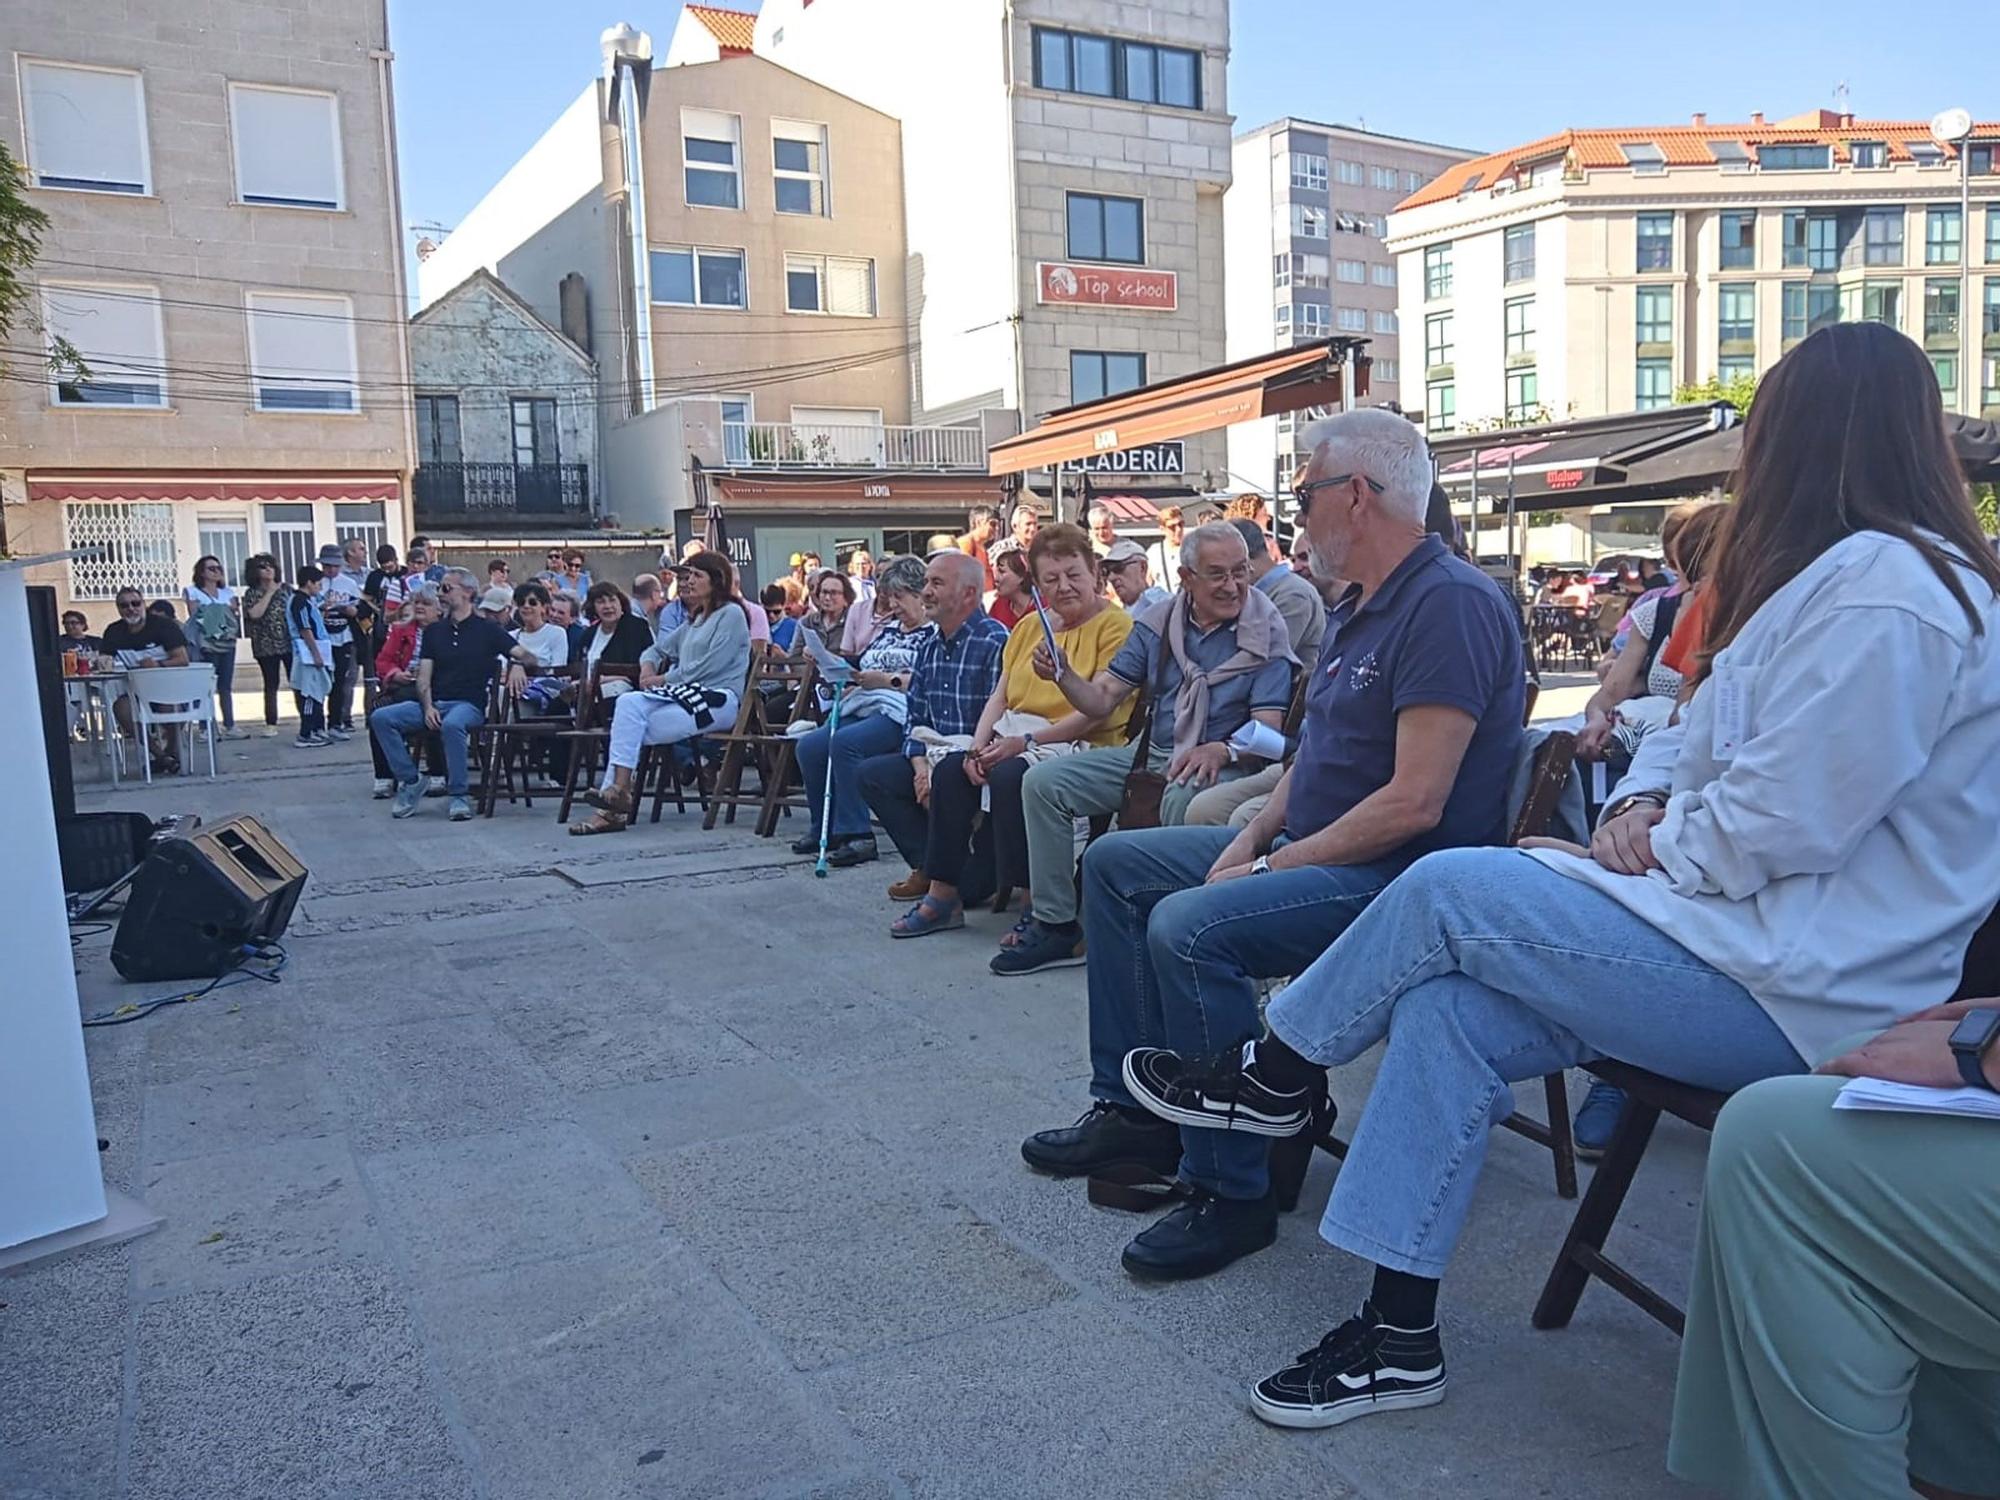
[5,714,1709,1500]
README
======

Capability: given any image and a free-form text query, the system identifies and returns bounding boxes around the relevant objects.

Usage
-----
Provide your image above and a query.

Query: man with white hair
[1020,407,1525,1285]
[992,520,1297,977]
[1087,504,1119,555]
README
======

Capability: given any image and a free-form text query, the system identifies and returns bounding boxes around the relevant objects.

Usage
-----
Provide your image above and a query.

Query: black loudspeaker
[112,816,308,981]
[28,585,76,822]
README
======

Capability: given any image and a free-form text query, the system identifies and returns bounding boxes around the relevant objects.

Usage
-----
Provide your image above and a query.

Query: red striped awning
[28,472,402,504]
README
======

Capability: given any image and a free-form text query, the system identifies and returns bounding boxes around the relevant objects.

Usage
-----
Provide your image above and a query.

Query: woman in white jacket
[1104,322,2000,1440]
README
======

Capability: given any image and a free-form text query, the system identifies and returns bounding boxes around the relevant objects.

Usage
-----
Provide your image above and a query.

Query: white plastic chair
[126,664,218,781]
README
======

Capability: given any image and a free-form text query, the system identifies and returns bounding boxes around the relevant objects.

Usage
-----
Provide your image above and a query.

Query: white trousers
[603,688,739,786]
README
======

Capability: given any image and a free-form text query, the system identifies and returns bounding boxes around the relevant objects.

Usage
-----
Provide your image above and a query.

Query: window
[245,291,358,412]
[1336,259,1365,283]
[1425,381,1455,432]
[1333,306,1363,332]
[1335,159,1364,186]
[1927,207,1963,266]
[18,60,150,194]
[1405,170,1423,193]
[717,394,753,464]
[1505,369,1539,419]
[64,501,177,601]
[1286,252,1328,287]
[1371,263,1396,287]
[1987,278,2000,336]
[1970,144,1999,176]
[784,254,877,316]
[1758,143,1831,171]
[1710,140,1752,174]
[649,246,747,309]
[1273,304,1292,339]
[1782,210,1839,271]
[1782,281,1840,342]
[41,282,166,406]
[1719,356,1755,382]
[510,397,558,467]
[1031,28,1200,108]
[1424,243,1452,299]
[1369,164,1399,190]
[1070,350,1146,403]
[1292,204,1327,239]
[227,84,343,209]
[1635,285,1673,346]
[1988,354,2000,411]
[1372,309,1397,334]
[1503,296,1534,358]
[1636,213,1674,271]
[1363,213,1388,237]
[1620,141,1665,174]
[1503,223,1535,283]
[1840,280,1902,328]
[198,517,251,586]
[772,119,827,215]
[1424,312,1454,369]
[333,502,386,558]
[1720,212,1755,269]
[415,395,461,465]
[1990,207,2000,264]
[1925,278,1961,340]
[1864,208,1905,266]
[1933,355,1959,399]
[1290,152,1327,190]
[1067,192,1144,264]
[1635,359,1673,409]
[262,503,317,585]
[1851,141,1886,169]
[1374,358,1398,381]
[1718,283,1755,346]
[1910,141,1947,168]
[682,108,741,208]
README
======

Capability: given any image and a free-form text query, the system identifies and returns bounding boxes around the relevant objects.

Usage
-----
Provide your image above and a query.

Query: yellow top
[1000,604,1135,747]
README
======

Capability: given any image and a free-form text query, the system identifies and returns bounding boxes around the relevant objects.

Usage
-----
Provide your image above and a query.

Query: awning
[711,471,1009,510]
[1432,404,1737,510]
[27,472,402,504]
[1616,411,2000,503]
[987,337,1369,476]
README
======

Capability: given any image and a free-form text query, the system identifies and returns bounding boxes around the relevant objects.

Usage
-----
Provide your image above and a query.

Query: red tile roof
[1399,112,2000,210]
[685,3,757,54]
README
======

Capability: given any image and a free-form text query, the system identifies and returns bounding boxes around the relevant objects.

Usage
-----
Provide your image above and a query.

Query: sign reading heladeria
[1037,262,1179,312]
[1058,442,1186,475]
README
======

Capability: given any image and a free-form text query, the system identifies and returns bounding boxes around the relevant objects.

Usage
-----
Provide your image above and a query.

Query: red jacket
[377,619,420,681]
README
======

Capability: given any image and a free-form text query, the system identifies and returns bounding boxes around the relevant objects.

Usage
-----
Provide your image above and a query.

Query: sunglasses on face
[1293,471,1385,517]
[117,598,144,610]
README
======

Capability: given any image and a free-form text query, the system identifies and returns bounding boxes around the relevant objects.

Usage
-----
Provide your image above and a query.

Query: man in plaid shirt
[856,552,1011,930]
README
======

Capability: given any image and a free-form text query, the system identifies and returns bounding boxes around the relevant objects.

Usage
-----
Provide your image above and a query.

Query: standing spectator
[370,568,542,820]
[407,536,446,583]
[989,548,1035,629]
[544,546,564,577]
[242,554,291,737]
[957,506,1002,593]
[855,551,1010,919]
[846,548,877,604]
[1086,504,1119,557]
[340,537,381,688]
[363,544,403,615]
[287,565,334,748]
[991,499,1041,566]
[1230,516,1327,663]
[1101,539,1169,613]
[561,548,592,595]
[316,543,361,739]
[487,558,512,588]
[183,554,247,739]
[1145,505,1187,594]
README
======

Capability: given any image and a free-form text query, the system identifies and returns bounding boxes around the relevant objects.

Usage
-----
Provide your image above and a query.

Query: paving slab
[568,1060,830,1159]
[0,1244,129,1500]
[315,1012,564,1153]
[141,1058,343,1167]
[494,990,764,1092]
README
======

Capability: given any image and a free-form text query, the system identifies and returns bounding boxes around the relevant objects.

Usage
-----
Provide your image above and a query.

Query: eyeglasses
[1192,564,1250,587]
[1293,471,1385,516]
[116,597,144,610]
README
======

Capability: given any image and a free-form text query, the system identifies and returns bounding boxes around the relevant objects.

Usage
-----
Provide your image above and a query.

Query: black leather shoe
[1021,1101,1181,1179]
[790,832,822,855]
[1120,1189,1276,1281]
[827,836,879,867]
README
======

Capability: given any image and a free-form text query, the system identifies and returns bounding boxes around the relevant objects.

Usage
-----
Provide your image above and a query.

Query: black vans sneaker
[1122,1043,1313,1137]
[1250,1305,1446,1429]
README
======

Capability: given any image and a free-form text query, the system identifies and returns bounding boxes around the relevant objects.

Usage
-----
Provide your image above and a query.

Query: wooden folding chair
[556,663,640,823]
[477,663,580,816]
[701,645,820,835]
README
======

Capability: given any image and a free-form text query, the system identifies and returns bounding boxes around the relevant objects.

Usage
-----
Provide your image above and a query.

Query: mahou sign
[1037,262,1178,312]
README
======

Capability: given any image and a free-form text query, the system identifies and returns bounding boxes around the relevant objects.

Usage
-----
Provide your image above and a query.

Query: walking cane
[813,673,849,877]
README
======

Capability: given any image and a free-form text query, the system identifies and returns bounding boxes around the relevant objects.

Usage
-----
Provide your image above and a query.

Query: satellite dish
[1931,107,1973,145]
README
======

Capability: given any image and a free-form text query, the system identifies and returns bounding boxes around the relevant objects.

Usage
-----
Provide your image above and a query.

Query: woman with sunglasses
[184,554,248,738]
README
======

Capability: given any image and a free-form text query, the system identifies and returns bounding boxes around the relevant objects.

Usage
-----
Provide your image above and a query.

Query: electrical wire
[80,940,288,1028]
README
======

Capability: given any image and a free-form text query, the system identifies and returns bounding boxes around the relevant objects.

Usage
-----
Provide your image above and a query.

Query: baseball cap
[1102,539,1147,565]
[479,586,514,612]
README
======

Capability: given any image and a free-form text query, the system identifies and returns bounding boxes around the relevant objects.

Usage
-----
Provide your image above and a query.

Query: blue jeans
[1265,846,1807,1279]
[793,711,902,837]
[1083,826,1408,1201]
[371,698,485,796]
[203,646,237,726]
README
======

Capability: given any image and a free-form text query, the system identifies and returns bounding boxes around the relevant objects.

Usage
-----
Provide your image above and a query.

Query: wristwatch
[1021,731,1037,752]
[1250,855,1271,876]
[1604,789,1668,823]
[1226,742,1242,765]
[1948,1007,2000,1092]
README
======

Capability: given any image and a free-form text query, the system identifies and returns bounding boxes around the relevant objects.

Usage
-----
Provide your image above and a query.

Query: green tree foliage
[0,138,52,352]
[1674,370,1759,417]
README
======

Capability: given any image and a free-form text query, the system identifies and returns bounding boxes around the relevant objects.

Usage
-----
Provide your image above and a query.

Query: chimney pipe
[1690,112,1706,126]
[1749,111,1765,125]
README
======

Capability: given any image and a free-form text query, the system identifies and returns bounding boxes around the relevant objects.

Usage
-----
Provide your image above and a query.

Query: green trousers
[1669,1073,2000,1499]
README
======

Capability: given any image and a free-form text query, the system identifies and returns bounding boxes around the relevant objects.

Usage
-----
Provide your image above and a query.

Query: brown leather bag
[1116,611,1177,830]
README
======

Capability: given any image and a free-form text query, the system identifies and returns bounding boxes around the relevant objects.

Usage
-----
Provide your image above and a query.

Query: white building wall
[1226,130,1278,492]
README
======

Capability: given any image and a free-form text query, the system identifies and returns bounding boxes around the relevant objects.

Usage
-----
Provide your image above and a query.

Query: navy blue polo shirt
[1284,535,1523,853]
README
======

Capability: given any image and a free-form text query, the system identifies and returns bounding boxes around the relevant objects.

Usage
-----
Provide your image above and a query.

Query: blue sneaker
[390,779,423,818]
[1571,1081,1628,1161]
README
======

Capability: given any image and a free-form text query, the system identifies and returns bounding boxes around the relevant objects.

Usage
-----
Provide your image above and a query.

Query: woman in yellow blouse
[960,521,1133,922]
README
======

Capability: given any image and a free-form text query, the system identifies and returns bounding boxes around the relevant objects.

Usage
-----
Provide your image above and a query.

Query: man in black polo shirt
[101,586,192,771]
[369,567,541,821]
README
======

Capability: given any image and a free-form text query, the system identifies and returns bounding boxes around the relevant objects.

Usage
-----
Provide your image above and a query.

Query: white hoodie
[1527,529,2000,1062]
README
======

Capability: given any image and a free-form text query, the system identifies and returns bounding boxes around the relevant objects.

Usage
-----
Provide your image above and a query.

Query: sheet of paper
[800,627,852,683]
[1832,1076,2000,1121]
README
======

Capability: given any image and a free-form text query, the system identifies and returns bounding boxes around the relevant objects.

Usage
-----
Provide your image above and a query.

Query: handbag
[1116,607,1178,831]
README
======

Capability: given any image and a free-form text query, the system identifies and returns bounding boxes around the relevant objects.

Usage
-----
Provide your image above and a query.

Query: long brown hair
[679,549,733,620]
[1702,322,2000,668]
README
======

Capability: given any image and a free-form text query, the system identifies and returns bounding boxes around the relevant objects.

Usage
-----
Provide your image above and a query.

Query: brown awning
[987,338,1369,476]
[711,472,1009,509]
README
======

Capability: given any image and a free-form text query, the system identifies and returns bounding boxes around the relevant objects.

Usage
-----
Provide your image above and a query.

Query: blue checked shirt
[900,609,1011,759]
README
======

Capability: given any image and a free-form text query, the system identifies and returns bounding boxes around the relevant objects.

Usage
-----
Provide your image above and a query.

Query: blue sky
[393,0,1992,248]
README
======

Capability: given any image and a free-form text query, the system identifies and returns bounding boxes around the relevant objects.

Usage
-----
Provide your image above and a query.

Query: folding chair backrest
[580,663,640,730]
[127,664,216,725]
[1280,662,1311,740]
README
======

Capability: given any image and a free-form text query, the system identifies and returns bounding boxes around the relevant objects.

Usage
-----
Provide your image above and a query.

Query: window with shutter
[42,282,167,406]
[246,292,359,411]
[20,61,150,194]
[682,108,741,209]
[229,84,343,209]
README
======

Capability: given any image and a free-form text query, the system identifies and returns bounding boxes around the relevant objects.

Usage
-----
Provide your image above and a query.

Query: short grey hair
[552,588,584,607]
[1087,503,1112,524]
[1300,408,1432,526]
[407,582,441,607]
[874,554,927,600]
[1181,520,1250,571]
[440,566,479,594]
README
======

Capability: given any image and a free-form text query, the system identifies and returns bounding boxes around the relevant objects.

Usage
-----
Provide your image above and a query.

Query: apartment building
[1387,109,2000,435]
[0,0,411,621]
[1225,118,1474,492]
[753,0,1233,509]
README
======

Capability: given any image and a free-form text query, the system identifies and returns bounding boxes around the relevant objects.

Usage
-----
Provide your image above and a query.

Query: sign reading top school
[1057,441,1186,476]
[1037,262,1178,312]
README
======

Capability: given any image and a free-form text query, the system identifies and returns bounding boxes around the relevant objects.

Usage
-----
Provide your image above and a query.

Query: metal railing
[413,462,591,520]
[721,421,984,470]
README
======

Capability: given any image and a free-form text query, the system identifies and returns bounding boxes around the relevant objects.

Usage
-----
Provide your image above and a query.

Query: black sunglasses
[1293,471,1385,516]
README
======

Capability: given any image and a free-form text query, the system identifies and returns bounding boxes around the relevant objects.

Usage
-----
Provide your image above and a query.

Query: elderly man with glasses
[1018,408,1525,1285]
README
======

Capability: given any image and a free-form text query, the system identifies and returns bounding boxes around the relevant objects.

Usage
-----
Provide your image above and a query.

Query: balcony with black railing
[413,462,591,525]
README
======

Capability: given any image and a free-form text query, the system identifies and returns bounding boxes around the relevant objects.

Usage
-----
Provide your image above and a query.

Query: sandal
[568,809,629,836]
[890,894,964,939]
[997,911,1037,949]
[582,783,635,815]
